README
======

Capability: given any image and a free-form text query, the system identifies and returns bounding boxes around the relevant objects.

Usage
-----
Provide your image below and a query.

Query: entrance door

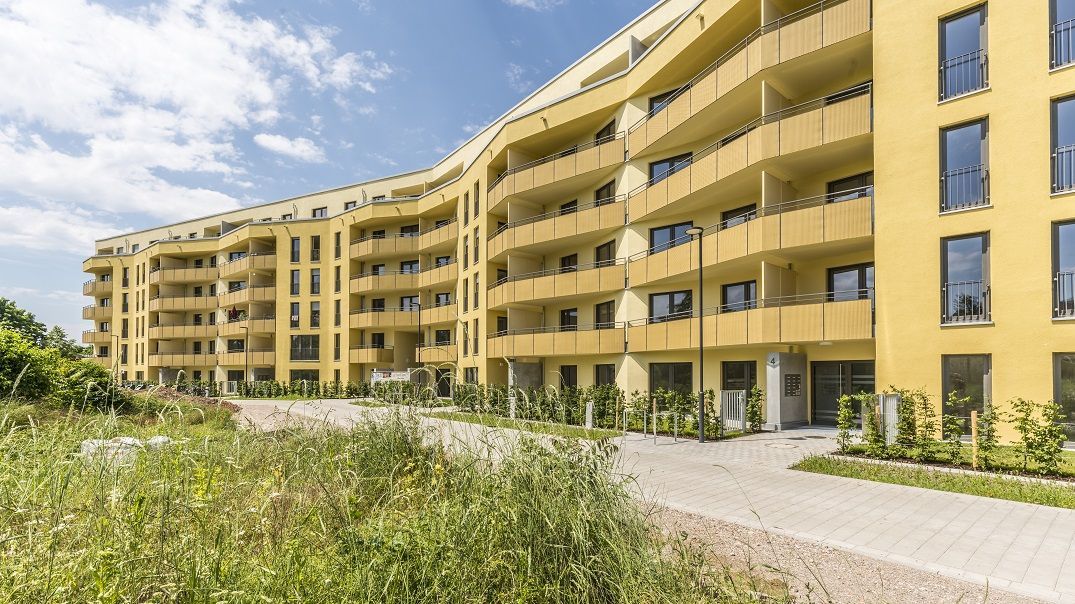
[811,361,875,424]
[435,368,451,398]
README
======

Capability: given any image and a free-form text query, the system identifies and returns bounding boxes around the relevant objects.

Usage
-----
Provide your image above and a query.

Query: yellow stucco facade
[80,0,1075,430]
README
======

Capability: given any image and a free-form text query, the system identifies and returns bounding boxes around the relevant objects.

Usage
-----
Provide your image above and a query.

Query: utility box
[765,352,807,430]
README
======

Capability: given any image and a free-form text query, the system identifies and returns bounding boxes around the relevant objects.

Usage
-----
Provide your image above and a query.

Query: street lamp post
[416,301,422,366]
[685,226,706,443]
[240,325,249,388]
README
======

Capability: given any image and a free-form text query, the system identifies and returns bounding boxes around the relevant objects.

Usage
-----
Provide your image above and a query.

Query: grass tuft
[427,410,622,440]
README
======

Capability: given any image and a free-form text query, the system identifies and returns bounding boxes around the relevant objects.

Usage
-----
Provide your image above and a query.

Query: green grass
[427,410,623,440]
[794,455,1075,509]
[0,399,776,602]
[842,443,1075,478]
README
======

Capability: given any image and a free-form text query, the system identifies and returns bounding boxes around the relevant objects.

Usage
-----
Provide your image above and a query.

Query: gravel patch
[657,507,1043,604]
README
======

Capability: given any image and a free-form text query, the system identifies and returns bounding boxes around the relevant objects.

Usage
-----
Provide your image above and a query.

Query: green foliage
[911,390,939,462]
[941,414,963,462]
[746,385,764,433]
[42,326,89,360]
[975,405,1001,470]
[0,328,58,400]
[1011,398,1067,476]
[860,395,887,458]
[889,386,923,449]
[0,297,46,346]
[835,394,856,453]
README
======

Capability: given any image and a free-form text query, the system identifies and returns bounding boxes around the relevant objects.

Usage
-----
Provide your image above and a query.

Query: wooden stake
[971,409,979,470]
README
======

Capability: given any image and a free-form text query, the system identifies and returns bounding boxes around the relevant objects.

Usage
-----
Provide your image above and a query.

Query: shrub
[911,390,939,462]
[975,406,1001,470]
[1012,398,1067,476]
[860,395,887,458]
[0,328,59,401]
[836,394,856,453]
[746,385,764,433]
[890,386,924,449]
[941,413,963,462]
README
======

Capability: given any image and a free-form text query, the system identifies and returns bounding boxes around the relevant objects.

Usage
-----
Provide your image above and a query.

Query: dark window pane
[942,355,990,419]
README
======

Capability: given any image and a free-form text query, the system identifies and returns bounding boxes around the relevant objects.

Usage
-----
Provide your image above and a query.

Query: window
[473,181,480,217]
[463,192,470,225]
[827,172,874,202]
[463,235,469,266]
[1054,0,1075,68]
[497,267,508,283]
[828,264,874,301]
[435,255,451,267]
[496,315,508,333]
[334,299,341,327]
[1053,96,1075,193]
[721,281,757,312]
[462,323,469,355]
[401,224,419,237]
[310,302,320,328]
[941,120,988,211]
[473,228,479,264]
[290,237,300,262]
[281,213,293,220]
[290,270,300,295]
[1054,353,1075,442]
[1057,221,1075,317]
[559,308,578,331]
[594,180,615,204]
[372,195,385,201]
[371,298,386,311]
[465,367,478,384]
[595,364,616,386]
[648,90,676,114]
[721,204,757,229]
[310,236,321,262]
[939,6,987,100]
[334,232,341,259]
[559,254,578,273]
[401,295,419,311]
[435,292,451,306]
[649,222,692,254]
[941,354,991,422]
[122,267,129,287]
[334,266,341,293]
[650,291,692,322]
[334,334,340,361]
[400,260,419,274]
[473,274,479,309]
[290,335,319,361]
[595,300,615,329]
[649,153,692,184]
[595,241,615,267]
[721,361,757,391]
[370,332,385,348]
[371,263,386,275]
[559,199,578,215]
[942,233,990,323]
[290,303,300,328]
[310,269,321,294]
[595,120,615,141]
[463,278,469,312]
[290,370,319,381]
[472,319,479,354]
[435,329,451,345]
[312,207,327,218]
[650,362,692,395]
[559,365,578,389]
[344,200,357,210]
[227,339,244,353]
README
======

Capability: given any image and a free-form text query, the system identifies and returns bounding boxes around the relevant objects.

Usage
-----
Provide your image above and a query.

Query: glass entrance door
[811,361,875,424]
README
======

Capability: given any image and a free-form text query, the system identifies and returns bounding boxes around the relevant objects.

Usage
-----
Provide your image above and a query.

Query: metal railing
[939,49,987,101]
[489,258,626,289]
[422,258,457,272]
[628,0,862,133]
[488,321,627,338]
[421,217,457,235]
[630,82,873,196]
[491,195,626,237]
[350,231,421,245]
[1056,272,1075,318]
[350,344,394,350]
[1054,144,1075,193]
[942,280,990,323]
[1053,18,1075,69]
[630,288,874,326]
[350,306,420,314]
[940,164,987,211]
[351,268,421,279]
[488,132,624,191]
[218,252,276,268]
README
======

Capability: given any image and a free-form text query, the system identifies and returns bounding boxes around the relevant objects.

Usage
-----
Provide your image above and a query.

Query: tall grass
[0,403,767,602]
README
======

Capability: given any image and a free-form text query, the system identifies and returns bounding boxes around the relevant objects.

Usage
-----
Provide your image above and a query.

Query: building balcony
[81,330,112,344]
[219,253,276,279]
[420,304,456,325]
[218,317,277,337]
[1057,272,1075,319]
[487,324,626,358]
[629,190,873,286]
[149,266,218,284]
[147,323,218,339]
[349,308,419,329]
[419,219,458,251]
[148,295,217,312]
[626,293,873,352]
[628,0,871,158]
[349,345,395,364]
[419,261,458,288]
[350,270,419,293]
[218,285,275,307]
[349,233,419,258]
[148,353,218,367]
[82,255,117,272]
[942,281,991,324]
[488,261,625,309]
[83,279,113,296]
[628,82,873,223]
[218,350,276,366]
[417,343,456,364]
[489,196,625,260]
[488,133,625,212]
[82,305,113,320]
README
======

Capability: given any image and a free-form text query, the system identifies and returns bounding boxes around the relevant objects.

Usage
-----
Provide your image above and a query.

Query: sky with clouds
[0,0,655,337]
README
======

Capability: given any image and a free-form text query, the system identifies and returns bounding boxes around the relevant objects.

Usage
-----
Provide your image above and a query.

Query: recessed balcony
[147,323,218,339]
[489,196,625,259]
[349,308,419,329]
[349,233,419,258]
[349,345,395,364]
[488,261,625,309]
[628,82,873,223]
[488,133,625,212]
[82,330,112,344]
[219,253,276,279]
[417,343,457,364]
[486,324,626,358]
[148,295,217,312]
[83,279,113,296]
[629,189,873,286]
[626,292,873,352]
[627,0,871,159]
[218,350,276,366]
[419,219,458,251]
[419,261,458,288]
[82,305,113,320]
[218,285,275,307]
[350,270,419,293]
[149,266,218,284]
[420,304,456,325]
[148,353,218,367]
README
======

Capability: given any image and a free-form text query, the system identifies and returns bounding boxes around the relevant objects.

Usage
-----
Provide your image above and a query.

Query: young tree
[43,326,90,360]
[836,394,856,453]
[0,298,46,346]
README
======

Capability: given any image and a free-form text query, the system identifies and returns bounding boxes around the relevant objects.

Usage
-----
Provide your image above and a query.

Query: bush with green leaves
[911,390,939,461]
[0,328,58,401]
[889,386,925,449]
[1011,398,1067,476]
[746,385,764,433]
[836,394,856,453]
[860,394,887,458]
[941,413,963,462]
[975,405,1001,470]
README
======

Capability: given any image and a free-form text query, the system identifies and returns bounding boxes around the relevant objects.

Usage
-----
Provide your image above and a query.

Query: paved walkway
[232,399,1075,603]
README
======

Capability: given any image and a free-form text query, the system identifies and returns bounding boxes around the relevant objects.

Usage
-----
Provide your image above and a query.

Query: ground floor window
[650,362,692,394]
[811,361,874,424]
[290,370,319,382]
[721,361,757,391]
[559,365,577,389]
[464,367,478,384]
[1054,353,1075,442]
[594,364,616,386]
[227,370,244,382]
[941,354,991,420]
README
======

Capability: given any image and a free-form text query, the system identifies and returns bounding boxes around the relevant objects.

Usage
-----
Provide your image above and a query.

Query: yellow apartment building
[80,0,1075,433]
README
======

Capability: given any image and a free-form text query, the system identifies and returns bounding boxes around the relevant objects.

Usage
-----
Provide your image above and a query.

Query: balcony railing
[1056,272,1075,318]
[939,49,988,101]
[942,280,990,323]
[1054,145,1075,194]
[940,164,988,211]
[1053,18,1075,69]
[491,196,625,237]
[490,258,625,289]
[631,289,873,326]
[488,133,624,192]
[490,322,626,338]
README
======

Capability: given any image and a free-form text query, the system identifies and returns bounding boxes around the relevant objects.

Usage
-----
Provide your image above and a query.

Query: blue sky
[0,0,655,337]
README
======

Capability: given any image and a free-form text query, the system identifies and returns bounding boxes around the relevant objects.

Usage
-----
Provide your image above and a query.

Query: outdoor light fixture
[685,226,706,443]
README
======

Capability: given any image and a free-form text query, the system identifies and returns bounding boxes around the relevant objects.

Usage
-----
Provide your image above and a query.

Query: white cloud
[365,152,398,168]
[502,0,567,10]
[0,286,82,304]
[254,133,326,163]
[0,204,125,255]
[505,63,534,94]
